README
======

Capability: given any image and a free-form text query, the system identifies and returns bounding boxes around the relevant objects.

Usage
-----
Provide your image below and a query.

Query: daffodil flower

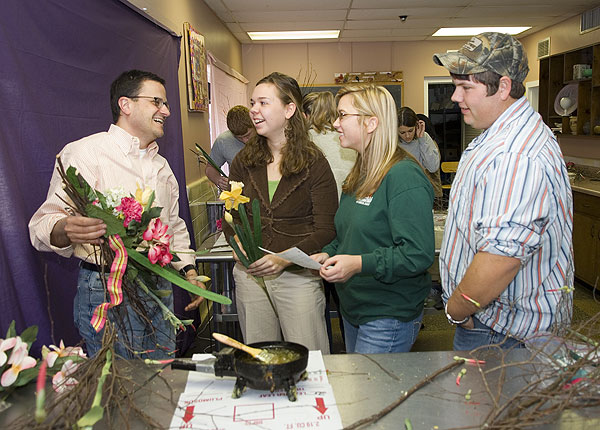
[1,337,36,387]
[223,211,235,228]
[0,337,17,366]
[42,340,86,368]
[219,181,249,210]
[135,183,154,206]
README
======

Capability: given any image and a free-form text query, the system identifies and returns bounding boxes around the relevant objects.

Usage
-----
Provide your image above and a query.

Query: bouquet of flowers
[0,321,87,418]
[219,181,278,317]
[55,157,231,335]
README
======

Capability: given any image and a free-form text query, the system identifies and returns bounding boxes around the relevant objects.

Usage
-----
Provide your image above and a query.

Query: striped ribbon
[90,234,128,332]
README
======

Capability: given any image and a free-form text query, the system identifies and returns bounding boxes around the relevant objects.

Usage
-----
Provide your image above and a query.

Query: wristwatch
[444,302,470,325]
[180,264,196,276]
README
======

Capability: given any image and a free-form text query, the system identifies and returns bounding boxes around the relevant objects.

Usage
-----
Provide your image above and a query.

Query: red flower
[216,219,222,231]
[148,242,173,266]
[115,197,142,227]
[143,218,173,266]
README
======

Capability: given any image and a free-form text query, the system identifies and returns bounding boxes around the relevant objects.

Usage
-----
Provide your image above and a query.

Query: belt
[80,261,111,273]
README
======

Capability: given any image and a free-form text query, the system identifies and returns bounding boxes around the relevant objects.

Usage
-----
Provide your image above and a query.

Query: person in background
[311,84,435,354]
[302,91,356,351]
[226,72,338,353]
[433,32,573,350]
[397,106,442,198]
[29,70,206,358]
[302,91,356,199]
[205,105,255,190]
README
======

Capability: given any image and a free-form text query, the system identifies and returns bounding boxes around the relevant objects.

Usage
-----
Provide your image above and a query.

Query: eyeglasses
[129,95,170,110]
[337,112,364,121]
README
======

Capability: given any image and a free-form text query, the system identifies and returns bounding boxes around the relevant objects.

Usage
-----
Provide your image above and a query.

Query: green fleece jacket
[322,160,434,325]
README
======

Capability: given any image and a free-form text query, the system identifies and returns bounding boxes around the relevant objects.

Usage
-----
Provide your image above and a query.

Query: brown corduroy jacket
[224,154,338,255]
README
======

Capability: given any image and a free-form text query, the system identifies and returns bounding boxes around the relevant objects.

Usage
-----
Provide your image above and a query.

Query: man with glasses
[29,70,206,358]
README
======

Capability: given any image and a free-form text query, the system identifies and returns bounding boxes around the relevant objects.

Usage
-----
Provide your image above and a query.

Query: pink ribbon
[90,234,127,332]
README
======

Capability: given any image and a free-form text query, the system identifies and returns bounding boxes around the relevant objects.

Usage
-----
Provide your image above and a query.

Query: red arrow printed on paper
[314,397,328,414]
[183,405,195,423]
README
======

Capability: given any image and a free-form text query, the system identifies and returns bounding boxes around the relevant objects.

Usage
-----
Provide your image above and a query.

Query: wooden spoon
[212,333,275,364]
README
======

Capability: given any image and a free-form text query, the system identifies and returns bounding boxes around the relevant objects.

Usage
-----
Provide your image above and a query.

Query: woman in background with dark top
[226,72,337,353]
[398,107,442,198]
[311,84,434,353]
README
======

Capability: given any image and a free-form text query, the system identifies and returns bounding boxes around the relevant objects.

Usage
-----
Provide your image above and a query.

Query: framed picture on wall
[183,22,208,112]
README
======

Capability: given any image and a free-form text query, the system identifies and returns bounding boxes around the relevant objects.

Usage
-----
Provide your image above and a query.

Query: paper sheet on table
[210,232,233,252]
[259,246,321,270]
[170,351,342,429]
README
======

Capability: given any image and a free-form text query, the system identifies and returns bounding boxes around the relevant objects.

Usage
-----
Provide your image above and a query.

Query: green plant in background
[220,182,278,317]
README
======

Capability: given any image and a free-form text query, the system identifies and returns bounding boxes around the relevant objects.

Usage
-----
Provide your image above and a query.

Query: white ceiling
[203,0,600,43]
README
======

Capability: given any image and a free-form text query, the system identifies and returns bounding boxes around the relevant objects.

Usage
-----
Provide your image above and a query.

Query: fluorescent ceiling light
[433,27,531,37]
[247,30,340,41]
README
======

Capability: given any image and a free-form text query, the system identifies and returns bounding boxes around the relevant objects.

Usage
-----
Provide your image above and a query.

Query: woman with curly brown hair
[227,72,338,353]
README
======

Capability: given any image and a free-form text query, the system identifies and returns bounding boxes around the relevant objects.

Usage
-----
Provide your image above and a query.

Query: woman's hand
[231,235,247,263]
[309,252,330,275]
[183,269,207,311]
[415,119,426,138]
[310,252,329,264]
[319,255,362,283]
[247,254,291,277]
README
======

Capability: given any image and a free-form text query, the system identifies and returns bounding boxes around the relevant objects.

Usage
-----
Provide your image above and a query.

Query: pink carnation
[115,197,142,227]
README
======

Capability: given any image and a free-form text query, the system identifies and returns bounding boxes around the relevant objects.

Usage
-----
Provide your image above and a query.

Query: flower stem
[134,278,191,332]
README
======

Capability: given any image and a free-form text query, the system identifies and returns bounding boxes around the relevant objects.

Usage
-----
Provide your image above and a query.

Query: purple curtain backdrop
[0,0,198,355]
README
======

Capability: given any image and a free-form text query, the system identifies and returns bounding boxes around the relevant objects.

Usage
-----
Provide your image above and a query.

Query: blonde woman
[302,91,356,199]
[227,72,337,353]
[311,84,435,353]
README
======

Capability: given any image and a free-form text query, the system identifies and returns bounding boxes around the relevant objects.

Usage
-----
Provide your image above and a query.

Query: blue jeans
[343,312,423,354]
[453,317,525,351]
[73,268,175,359]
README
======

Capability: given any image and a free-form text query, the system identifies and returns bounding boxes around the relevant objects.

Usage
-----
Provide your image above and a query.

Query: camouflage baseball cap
[433,32,529,82]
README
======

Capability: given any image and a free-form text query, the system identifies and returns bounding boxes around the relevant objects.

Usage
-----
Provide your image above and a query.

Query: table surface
[2,349,598,429]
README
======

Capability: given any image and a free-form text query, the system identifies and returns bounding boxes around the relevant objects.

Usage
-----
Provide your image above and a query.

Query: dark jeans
[324,280,345,351]
[73,267,175,359]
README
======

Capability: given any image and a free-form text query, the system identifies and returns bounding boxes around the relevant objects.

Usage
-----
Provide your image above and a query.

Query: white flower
[103,186,128,209]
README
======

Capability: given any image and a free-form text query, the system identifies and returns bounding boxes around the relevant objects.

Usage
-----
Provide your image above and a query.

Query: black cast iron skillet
[171,341,309,401]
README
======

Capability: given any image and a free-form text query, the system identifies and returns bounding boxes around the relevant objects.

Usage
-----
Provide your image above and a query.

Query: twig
[342,360,462,430]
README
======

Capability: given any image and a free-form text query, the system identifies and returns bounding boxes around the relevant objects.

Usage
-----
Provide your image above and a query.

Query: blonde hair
[302,91,337,133]
[337,84,412,199]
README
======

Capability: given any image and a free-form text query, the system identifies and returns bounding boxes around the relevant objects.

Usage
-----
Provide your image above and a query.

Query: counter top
[572,179,600,198]
[2,350,598,429]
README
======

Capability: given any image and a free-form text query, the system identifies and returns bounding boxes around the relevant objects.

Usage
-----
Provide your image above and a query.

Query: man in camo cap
[434,33,574,350]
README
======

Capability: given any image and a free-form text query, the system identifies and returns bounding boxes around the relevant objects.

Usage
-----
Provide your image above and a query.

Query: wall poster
[183,22,208,112]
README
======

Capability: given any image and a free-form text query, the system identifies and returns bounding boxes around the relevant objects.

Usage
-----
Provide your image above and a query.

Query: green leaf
[6,320,16,338]
[252,199,263,249]
[95,190,108,210]
[66,166,85,197]
[126,248,232,305]
[85,204,127,239]
[238,204,258,260]
[19,325,38,346]
[76,350,112,428]
[229,235,251,268]
[233,224,256,263]
[144,191,156,212]
[195,143,227,177]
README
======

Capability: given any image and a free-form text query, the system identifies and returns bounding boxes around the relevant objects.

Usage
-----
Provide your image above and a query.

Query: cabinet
[539,43,600,137]
[572,191,600,288]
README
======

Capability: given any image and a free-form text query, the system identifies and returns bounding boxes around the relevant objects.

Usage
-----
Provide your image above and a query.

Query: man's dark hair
[110,70,166,123]
[226,105,253,136]
[451,71,525,99]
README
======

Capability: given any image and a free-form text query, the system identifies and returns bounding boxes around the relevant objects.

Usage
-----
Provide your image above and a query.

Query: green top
[322,160,435,325]
[268,180,279,202]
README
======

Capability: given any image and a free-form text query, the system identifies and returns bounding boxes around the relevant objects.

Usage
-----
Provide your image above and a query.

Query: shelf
[539,42,600,138]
